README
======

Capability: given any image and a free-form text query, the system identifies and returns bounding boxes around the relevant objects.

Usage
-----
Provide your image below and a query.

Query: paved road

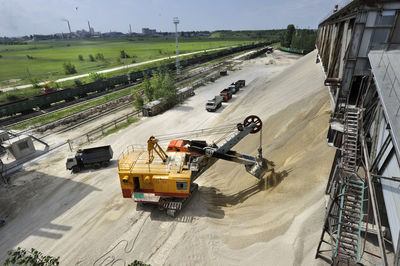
[1,46,232,92]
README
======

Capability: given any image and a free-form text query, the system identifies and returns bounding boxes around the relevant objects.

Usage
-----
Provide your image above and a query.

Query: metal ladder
[334,179,367,264]
[342,108,359,173]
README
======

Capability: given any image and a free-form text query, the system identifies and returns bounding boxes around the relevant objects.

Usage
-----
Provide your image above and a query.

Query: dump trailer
[118,115,272,217]
[220,88,233,102]
[236,80,246,88]
[206,96,223,112]
[66,145,113,173]
[228,83,239,94]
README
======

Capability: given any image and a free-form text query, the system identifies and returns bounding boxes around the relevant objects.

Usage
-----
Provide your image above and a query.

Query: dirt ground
[0,50,334,265]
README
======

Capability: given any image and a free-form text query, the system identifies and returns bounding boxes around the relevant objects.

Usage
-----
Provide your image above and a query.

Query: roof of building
[369,49,400,250]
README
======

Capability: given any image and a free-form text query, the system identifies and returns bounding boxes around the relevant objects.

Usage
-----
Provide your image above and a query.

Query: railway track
[0,81,140,128]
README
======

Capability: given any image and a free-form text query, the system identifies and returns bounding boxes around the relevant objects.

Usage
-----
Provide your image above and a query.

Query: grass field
[0,38,257,88]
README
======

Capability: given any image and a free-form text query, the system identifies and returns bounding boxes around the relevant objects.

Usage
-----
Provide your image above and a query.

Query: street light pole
[173,17,180,74]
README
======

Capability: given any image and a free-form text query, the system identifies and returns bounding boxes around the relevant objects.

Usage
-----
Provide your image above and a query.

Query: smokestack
[129,24,132,35]
[67,20,72,34]
[88,21,91,35]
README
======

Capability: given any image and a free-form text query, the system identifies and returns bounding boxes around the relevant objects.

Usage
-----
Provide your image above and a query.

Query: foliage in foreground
[127,260,150,266]
[4,247,59,266]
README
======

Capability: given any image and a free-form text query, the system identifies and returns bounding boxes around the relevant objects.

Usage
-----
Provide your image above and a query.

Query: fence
[70,110,140,147]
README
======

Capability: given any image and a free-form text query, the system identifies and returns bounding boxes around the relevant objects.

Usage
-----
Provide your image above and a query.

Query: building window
[17,141,29,150]
[390,11,400,44]
[176,181,187,191]
[371,29,391,46]
[375,10,396,26]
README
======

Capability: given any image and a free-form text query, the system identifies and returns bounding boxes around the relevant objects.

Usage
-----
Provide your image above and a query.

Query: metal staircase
[333,107,367,264]
[316,107,368,265]
[334,179,367,264]
[342,108,360,173]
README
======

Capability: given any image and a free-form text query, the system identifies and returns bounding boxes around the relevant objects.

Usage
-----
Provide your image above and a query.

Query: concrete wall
[4,135,36,160]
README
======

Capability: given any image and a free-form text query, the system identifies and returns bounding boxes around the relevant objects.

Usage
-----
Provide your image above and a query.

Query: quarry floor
[0,50,334,266]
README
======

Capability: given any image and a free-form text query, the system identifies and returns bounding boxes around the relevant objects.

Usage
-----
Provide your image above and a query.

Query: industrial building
[142,27,157,36]
[315,0,400,265]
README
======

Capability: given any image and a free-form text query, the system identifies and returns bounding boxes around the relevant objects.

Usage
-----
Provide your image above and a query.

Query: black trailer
[66,145,113,173]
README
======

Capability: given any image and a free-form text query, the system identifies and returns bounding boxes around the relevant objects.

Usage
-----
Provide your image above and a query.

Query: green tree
[151,70,165,99]
[161,71,177,104]
[89,54,95,62]
[63,62,77,74]
[120,50,130,58]
[150,68,177,104]
[281,24,295,47]
[143,75,154,101]
[4,247,60,266]
[95,53,105,60]
[78,54,84,61]
[134,92,144,109]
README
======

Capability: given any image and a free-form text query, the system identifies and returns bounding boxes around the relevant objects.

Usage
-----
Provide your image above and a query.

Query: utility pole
[173,17,180,74]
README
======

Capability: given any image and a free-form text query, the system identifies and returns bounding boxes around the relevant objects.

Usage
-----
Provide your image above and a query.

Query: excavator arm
[186,115,269,179]
[147,136,168,163]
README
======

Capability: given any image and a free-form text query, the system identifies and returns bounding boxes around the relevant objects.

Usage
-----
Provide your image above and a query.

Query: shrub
[26,55,34,60]
[120,50,130,58]
[95,53,105,60]
[30,77,40,88]
[78,54,84,61]
[89,72,104,82]
[89,54,95,62]
[74,79,83,86]
[127,260,150,266]
[133,92,144,109]
[4,247,60,266]
[6,94,18,101]
[63,62,77,74]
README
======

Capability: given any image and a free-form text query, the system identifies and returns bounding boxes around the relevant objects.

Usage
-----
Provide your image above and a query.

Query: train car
[177,86,195,101]
[142,99,168,117]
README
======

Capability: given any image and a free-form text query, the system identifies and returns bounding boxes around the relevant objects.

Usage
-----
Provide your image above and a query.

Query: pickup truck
[220,88,233,102]
[66,145,113,173]
[206,96,223,112]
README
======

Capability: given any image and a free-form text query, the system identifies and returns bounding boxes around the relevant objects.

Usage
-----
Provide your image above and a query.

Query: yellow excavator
[118,115,272,216]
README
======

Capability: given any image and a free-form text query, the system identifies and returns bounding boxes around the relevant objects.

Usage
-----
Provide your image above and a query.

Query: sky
[0,0,339,37]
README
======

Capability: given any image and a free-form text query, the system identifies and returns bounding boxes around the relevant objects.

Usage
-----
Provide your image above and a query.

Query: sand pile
[0,50,334,266]
[163,85,334,266]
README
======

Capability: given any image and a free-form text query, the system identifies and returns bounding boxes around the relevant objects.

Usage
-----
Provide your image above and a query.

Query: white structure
[173,17,180,74]
[3,135,36,160]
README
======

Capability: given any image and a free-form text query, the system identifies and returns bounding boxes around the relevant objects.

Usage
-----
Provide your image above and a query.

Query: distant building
[102,31,125,38]
[142,28,157,36]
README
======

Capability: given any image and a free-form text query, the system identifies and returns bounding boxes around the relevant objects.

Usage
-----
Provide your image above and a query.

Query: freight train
[0,42,272,118]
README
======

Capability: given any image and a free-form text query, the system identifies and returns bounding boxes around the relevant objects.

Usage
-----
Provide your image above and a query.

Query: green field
[0,38,258,88]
